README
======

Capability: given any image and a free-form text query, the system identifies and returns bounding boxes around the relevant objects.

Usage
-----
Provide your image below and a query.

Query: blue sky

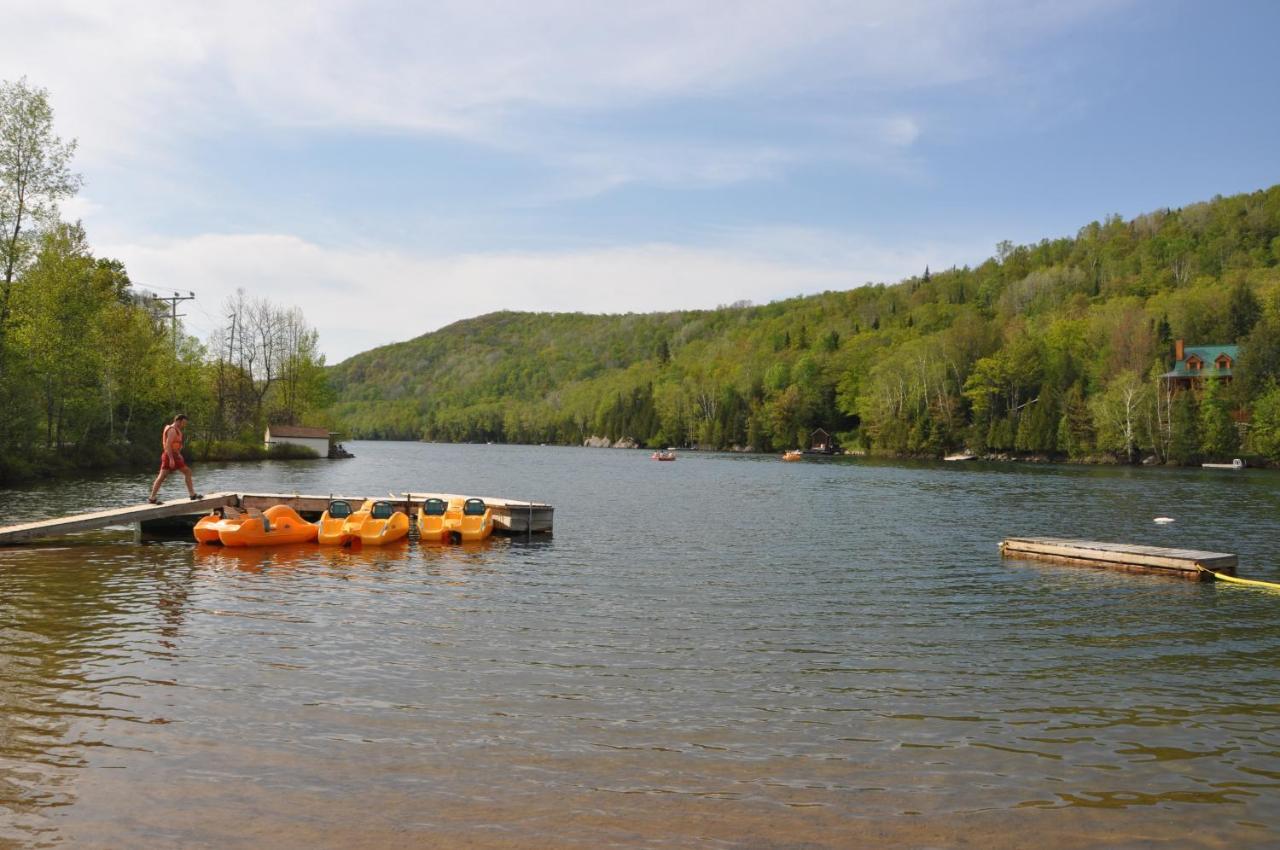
[5,1,1279,360]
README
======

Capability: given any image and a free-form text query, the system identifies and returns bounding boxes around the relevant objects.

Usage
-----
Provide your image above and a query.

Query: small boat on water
[196,504,319,547]
[1202,458,1245,470]
[317,499,355,545]
[193,510,227,544]
[651,450,676,461]
[341,499,409,546]
[782,449,803,462]
[439,497,494,543]
[416,497,450,543]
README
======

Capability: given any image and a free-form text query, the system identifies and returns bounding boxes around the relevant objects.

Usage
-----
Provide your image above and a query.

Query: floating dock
[0,491,553,546]
[1000,537,1236,580]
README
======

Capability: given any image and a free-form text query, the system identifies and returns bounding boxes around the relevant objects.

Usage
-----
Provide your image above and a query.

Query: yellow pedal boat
[341,499,409,546]
[442,497,494,543]
[416,497,450,543]
[206,504,318,547]
[317,499,356,545]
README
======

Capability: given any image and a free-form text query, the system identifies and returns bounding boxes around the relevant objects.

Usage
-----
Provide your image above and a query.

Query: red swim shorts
[160,452,188,471]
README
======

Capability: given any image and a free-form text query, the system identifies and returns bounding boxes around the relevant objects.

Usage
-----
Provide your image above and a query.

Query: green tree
[1015,391,1058,453]
[1248,383,1280,457]
[1090,371,1150,462]
[0,78,81,363]
[1168,391,1200,464]
[1226,279,1262,341]
[1056,383,1095,458]
[1238,315,1280,397]
[1198,379,1237,458]
[15,223,108,447]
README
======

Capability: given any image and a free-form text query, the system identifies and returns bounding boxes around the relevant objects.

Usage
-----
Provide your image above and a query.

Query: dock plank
[1001,536,1237,580]
[0,493,239,545]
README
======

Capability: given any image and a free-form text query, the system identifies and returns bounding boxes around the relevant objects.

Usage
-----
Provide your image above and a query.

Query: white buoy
[1154,517,1175,524]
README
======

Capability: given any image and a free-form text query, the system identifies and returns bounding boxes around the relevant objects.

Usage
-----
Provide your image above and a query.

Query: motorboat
[651,450,676,461]
[782,450,803,461]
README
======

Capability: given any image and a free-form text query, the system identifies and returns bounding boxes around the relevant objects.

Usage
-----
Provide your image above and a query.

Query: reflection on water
[2,443,1280,848]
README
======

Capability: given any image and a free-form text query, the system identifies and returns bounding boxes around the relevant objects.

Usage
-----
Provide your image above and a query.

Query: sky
[4,0,1279,362]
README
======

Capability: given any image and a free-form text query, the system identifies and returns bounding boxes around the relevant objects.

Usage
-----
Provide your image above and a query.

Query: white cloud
[7,1,1115,366]
[103,229,980,362]
[57,195,101,223]
[4,0,1120,170]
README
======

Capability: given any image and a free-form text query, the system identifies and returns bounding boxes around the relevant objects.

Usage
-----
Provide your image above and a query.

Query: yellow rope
[1199,565,1280,591]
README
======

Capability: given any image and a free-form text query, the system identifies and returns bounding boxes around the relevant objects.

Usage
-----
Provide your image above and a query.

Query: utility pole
[153,291,195,407]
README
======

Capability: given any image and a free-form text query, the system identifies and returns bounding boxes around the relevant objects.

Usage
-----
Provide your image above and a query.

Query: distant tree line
[0,79,329,481]
[330,185,1280,464]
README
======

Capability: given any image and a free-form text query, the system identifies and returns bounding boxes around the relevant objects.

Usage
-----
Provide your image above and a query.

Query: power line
[151,291,195,406]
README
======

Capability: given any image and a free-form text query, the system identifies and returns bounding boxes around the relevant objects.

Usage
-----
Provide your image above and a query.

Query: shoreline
[0,441,322,487]
[417,438,1271,470]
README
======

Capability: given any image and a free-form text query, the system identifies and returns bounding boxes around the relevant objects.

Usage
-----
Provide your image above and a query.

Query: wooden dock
[1000,537,1237,580]
[0,493,241,545]
[0,491,553,546]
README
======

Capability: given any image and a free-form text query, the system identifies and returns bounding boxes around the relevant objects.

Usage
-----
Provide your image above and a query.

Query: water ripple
[2,444,1280,847]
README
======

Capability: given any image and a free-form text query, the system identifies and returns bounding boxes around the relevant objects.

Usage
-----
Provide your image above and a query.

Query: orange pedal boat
[195,504,318,547]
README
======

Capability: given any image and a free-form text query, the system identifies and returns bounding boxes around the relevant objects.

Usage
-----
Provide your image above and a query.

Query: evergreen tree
[1057,384,1095,458]
[1198,379,1238,457]
[1226,279,1262,341]
[1248,382,1280,457]
[1169,391,1200,464]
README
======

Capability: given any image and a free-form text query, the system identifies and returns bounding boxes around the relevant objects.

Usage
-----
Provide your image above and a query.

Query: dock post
[527,501,532,544]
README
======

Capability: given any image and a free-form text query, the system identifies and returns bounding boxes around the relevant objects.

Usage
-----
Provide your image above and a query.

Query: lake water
[2,443,1279,849]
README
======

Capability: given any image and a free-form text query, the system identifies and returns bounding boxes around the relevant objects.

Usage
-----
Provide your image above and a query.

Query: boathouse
[809,428,835,453]
[264,424,331,456]
[1162,339,1238,391]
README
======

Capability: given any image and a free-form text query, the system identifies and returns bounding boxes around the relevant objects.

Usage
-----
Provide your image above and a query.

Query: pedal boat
[442,497,494,543]
[216,505,318,547]
[416,497,450,543]
[341,499,409,545]
[317,499,355,545]
[194,510,228,543]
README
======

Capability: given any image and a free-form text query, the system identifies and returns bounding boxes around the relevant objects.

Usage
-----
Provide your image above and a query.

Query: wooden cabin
[1162,339,1238,392]
[809,428,835,453]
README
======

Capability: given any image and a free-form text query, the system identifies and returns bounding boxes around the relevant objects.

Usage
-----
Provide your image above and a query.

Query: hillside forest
[8,76,1280,481]
[329,184,1280,465]
[0,79,330,481]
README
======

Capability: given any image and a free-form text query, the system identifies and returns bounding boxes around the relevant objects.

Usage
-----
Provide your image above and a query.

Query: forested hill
[328,184,1280,463]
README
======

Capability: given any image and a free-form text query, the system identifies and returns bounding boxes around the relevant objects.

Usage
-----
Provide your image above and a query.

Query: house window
[1186,356,1203,371]
[1216,355,1232,369]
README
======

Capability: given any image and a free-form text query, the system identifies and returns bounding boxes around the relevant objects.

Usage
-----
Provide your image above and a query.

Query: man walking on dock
[148,414,201,504]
